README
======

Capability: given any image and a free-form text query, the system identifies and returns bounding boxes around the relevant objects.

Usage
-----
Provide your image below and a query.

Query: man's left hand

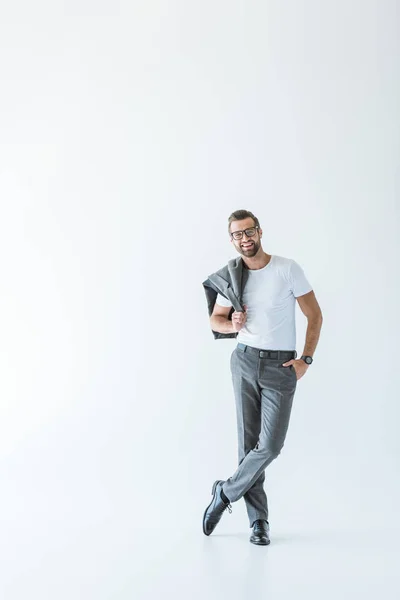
[282,358,309,380]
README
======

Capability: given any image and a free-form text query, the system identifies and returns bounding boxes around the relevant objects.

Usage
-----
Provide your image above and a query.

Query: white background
[0,1,399,598]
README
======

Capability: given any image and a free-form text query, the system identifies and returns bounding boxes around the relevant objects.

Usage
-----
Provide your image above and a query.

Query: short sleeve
[289,260,313,298]
[215,292,232,307]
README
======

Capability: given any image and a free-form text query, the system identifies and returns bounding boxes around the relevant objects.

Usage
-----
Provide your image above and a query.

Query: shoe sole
[250,538,271,546]
[202,479,223,536]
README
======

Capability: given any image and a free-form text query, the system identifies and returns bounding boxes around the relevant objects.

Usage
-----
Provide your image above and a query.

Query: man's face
[229,218,262,257]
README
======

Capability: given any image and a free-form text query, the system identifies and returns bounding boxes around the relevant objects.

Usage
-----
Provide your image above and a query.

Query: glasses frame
[229,225,260,240]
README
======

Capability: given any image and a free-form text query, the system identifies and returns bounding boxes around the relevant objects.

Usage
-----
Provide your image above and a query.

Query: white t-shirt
[215,255,313,350]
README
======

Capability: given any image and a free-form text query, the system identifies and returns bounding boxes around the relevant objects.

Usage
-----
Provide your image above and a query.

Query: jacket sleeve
[202,279,238,340]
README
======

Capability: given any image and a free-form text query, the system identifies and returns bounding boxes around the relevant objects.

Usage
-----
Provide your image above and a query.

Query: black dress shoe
[250,519,270,545]
[203,480,232,536]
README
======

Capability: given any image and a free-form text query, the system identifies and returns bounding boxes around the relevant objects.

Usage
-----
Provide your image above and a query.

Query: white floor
[2,405,399,600]
[1,509,399,599]
[132,524,400,600]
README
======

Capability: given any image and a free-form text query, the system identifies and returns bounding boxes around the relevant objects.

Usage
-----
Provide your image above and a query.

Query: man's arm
[296,290,323,357]
[210,303,235,333]
[210,303,247,334]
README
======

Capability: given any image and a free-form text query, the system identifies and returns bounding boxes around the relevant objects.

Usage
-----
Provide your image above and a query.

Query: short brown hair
[228,209,260,234]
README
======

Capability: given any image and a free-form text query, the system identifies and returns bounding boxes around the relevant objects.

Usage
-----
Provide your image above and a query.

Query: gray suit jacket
[202,256,249,339]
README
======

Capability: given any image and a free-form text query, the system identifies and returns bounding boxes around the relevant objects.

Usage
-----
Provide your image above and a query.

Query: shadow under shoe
[250,519,270,545]
[203,480,232,536]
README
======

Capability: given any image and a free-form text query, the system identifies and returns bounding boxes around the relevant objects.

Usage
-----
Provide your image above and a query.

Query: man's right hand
[232,305,248,332]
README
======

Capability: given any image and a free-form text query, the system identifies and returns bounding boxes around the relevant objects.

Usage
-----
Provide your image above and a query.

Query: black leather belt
[237,343,297,360]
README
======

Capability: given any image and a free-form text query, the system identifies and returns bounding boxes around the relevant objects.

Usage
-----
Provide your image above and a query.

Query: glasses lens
[244,227,256,237]
[232,231,243,240]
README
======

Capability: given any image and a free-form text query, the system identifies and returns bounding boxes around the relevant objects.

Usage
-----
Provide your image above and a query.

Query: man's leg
[243,472,268,528]
[223,350,297,506]
[229,347,269,527]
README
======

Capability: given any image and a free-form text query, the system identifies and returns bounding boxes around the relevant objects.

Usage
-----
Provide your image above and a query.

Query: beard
[237,239,260,257]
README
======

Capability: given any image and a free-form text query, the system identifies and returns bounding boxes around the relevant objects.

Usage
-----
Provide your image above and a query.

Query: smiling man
[202,209,323,545]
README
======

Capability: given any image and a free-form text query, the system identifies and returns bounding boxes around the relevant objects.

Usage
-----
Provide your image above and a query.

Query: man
[202,209,323,545]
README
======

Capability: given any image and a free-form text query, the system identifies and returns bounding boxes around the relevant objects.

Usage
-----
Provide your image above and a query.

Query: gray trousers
[222,343,298,527]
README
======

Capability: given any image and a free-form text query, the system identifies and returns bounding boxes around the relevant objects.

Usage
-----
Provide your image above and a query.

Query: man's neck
[242,251,271,271]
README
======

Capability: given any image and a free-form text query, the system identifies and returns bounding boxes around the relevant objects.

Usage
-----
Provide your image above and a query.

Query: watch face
[305,356,313,364]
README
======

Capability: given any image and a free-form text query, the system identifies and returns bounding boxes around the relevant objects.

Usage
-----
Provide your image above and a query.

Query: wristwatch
[300,355,313,365]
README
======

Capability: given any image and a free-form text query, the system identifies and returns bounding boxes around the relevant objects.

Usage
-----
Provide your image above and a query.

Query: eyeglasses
[230,226,259,240]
